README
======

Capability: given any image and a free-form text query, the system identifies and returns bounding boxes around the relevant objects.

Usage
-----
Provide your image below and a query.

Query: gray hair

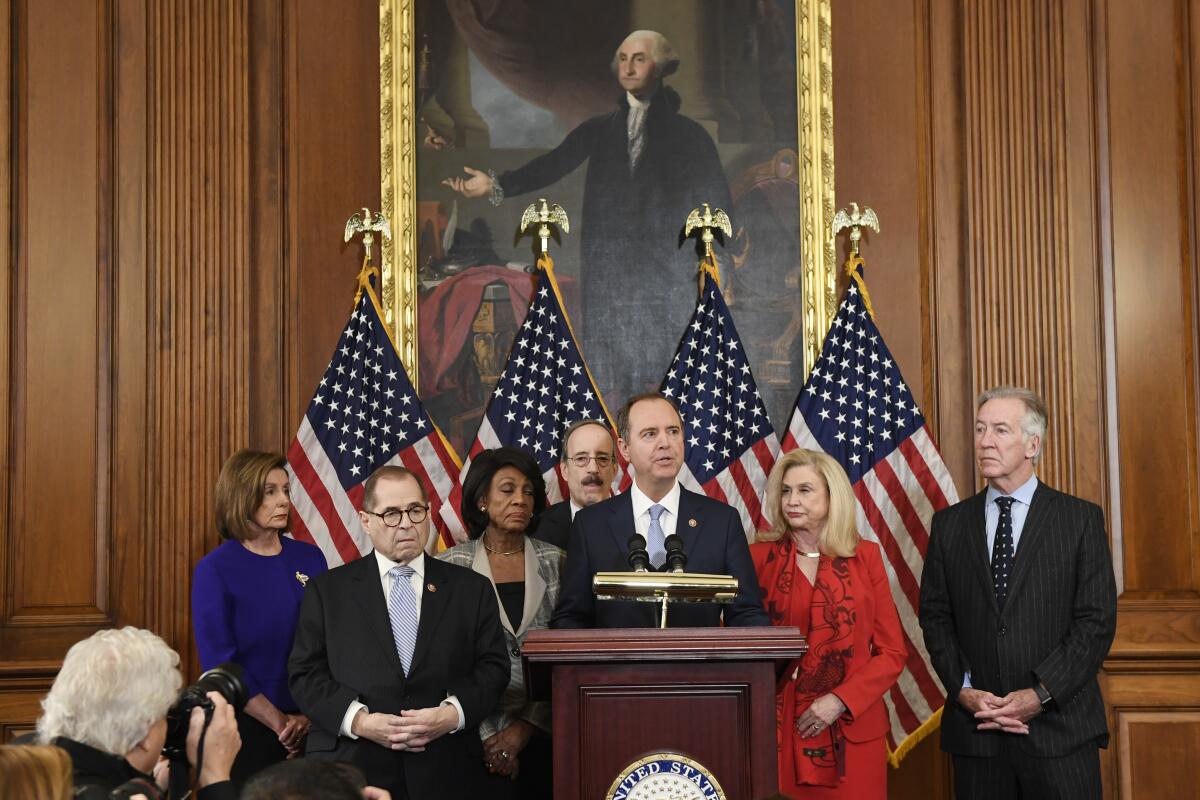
[977,385,1048,463]
[560,419,616,461]
[37,627,182,756]
[611,30,680,79]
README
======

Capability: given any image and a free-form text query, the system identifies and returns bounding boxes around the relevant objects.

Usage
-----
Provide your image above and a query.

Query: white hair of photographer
[37,627,183,757]
[610,30,680,79]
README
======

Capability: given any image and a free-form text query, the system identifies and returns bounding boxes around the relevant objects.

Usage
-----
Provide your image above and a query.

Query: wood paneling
[284,0,381,434]
[1104,0,1200,596]
[0,0,381,735]
[145,0,251,663]
[7,0,108,624]
[0,2,1197,798]
[963,0,1106,501]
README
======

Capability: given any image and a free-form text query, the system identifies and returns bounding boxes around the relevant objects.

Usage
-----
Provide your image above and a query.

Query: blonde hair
[37,627,182,757]
[0,744,72,800]
[215,449,288,541]
[758,449,861,557]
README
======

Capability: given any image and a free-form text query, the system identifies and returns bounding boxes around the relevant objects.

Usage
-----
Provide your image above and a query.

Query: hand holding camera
[186,692,241,787]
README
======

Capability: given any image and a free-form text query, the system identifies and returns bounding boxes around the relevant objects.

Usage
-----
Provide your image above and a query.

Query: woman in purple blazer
[192,450,327,789]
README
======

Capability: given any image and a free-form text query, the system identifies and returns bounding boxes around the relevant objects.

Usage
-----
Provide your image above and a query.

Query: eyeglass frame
[363,504,430,527]
[564,453,615,468]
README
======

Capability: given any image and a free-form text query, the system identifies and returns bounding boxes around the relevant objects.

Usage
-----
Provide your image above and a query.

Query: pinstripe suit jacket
[918,481,1117,757]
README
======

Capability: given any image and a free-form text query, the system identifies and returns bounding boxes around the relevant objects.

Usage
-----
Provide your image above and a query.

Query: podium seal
[605,752,726,800]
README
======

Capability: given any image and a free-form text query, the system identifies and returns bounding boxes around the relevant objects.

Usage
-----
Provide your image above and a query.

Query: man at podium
[551,393,769,628]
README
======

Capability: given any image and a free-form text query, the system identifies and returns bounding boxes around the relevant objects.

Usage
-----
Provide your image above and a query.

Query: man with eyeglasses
[533,419,619,549]
[289,465,508,799]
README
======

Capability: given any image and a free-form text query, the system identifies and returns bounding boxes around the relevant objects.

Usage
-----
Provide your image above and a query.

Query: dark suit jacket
[288,552,509,798]
[550,486,770,628]
[532,500,571,550]
[918,482,1117,757]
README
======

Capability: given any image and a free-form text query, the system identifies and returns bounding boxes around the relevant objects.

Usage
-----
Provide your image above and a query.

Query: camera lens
[194,662,249,712]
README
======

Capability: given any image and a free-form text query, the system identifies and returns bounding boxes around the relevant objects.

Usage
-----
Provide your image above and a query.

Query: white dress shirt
[629,480,681,544]
[339,550,465,738]
[984,474,1039,557]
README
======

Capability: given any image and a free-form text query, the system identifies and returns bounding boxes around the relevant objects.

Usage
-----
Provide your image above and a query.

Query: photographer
[35,627,241,799]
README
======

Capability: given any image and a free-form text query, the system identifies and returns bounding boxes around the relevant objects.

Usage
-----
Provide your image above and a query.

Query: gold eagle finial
[519,198,570,257]
[343,207,392,264]
[831,202,879,257]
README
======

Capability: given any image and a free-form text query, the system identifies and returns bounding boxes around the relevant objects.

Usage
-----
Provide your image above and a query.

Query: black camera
[163,662,248,760]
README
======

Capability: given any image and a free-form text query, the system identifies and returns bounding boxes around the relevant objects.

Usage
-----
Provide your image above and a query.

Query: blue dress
[191,536,328,713]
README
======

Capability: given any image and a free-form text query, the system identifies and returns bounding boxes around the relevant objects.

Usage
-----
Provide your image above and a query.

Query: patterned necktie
[647,504,667,568]
[991,497,1016,611]
[388,565,418,674]
[627,103,646,174]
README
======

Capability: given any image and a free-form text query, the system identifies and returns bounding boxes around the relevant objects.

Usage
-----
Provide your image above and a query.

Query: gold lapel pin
[295,571,309,587]
[688,518,698,528]
[427,583,437,593]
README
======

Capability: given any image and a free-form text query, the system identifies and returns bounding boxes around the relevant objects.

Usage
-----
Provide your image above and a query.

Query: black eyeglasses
[364,505,429,527]
[565,453,614,468]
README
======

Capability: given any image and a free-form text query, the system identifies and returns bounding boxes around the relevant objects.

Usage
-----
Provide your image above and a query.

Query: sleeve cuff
[442,696,466,732]
[962,671,973,689]
[340,699,367,739]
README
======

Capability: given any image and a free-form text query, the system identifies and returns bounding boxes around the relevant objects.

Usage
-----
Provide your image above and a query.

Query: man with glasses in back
[533,419,619,549]
[289,465,508,799]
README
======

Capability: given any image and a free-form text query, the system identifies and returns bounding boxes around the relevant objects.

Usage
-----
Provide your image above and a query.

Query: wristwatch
[1033,682,1053,709]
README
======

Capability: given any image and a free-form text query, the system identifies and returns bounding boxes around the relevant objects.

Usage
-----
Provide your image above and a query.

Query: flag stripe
[783,270,959,760]
[287,284,465,567]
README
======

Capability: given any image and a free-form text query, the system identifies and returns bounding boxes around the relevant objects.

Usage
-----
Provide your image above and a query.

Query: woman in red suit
[751,448,907,798]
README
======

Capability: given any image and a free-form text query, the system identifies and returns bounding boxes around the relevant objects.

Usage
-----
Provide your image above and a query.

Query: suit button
[511,646,521,658]
[998,626,1007,636]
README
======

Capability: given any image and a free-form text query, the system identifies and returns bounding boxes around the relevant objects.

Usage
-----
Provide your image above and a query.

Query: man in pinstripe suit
[919,386,1117,798]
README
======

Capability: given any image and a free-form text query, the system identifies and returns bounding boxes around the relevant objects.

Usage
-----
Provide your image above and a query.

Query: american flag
[661,271,781,536]
[287,279,463,565]
[448,258,624,534]
[783,265,959,759]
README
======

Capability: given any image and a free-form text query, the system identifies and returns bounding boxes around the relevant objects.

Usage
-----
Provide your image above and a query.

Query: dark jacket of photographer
[52,736,236,800]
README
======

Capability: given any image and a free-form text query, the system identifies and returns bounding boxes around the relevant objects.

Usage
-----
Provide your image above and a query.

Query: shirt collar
[569,499,583,519]
[629,480,681,519]
[626,91,650,110]
[374,548,425,580]
[986,474,1039,507]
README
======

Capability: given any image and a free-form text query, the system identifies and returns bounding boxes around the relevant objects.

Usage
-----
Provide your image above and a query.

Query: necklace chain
[482,537,525,556]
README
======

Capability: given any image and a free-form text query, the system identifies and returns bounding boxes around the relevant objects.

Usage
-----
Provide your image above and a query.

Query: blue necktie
[647,504,667,568]
[388,565,418,674]
[991,497,1016,611]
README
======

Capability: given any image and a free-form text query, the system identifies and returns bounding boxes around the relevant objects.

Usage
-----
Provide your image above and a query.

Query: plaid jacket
[437,536,564,738]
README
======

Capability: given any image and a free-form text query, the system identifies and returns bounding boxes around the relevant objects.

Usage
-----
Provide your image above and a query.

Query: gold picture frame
[379,0,835,391]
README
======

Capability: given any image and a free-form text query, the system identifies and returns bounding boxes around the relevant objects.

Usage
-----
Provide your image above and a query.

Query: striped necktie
[388,564,418,674]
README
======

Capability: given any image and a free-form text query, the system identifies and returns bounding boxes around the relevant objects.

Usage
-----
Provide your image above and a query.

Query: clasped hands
[959,687,1042,734]
[483,720,535,778]
[352,705,458,752]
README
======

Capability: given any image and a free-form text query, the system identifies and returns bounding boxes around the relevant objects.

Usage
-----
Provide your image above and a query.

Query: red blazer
[750,539,907,743]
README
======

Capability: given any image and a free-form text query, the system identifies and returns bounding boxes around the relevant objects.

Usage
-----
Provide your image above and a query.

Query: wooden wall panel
[7,0,108,623]
[1104,0,1200,595]
[284,0,381,435]
[963,0,1106,502]
[145,0,251,664]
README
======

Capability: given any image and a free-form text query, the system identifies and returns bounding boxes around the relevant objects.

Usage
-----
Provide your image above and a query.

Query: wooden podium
[523,626,806,799]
